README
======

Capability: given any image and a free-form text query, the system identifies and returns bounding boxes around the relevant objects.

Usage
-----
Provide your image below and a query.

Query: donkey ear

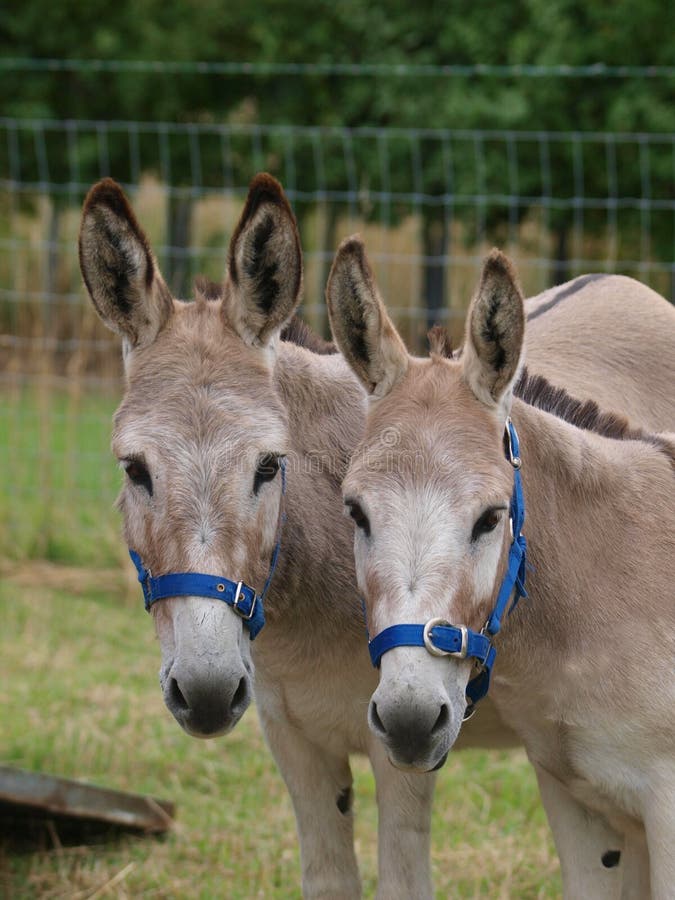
[326,236,408,397]
[79,179,172,348]
[225,173,303,347]
[461,249,525,410]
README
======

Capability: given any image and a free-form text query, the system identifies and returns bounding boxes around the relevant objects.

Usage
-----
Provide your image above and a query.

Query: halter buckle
[423,618,469,659]
[504,416,522,469]
[233,582,257,620]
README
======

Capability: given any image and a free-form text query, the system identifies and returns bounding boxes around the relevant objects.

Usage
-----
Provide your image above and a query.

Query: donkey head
[79,174,302,737]
[327,237,524,771]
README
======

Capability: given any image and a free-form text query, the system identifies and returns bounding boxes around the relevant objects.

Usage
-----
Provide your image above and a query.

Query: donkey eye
[471,507,504,542]
[346,501,371,538]
[253,454,281,494]
[123,458,153,495]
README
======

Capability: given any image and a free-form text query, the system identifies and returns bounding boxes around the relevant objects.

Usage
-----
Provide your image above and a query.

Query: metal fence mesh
[1,71,673,565]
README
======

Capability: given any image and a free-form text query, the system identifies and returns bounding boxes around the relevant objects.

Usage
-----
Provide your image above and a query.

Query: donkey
[79,175,675,899]
[327,238,675,898]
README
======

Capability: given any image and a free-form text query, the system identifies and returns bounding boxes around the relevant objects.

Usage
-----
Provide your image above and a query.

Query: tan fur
[79,179,173,348]
[82,176,675,898]
[326,236,408,397]
[225,173,303,347]
[331,243,675,899]
[524,273,675,430]
[462,249,525,409]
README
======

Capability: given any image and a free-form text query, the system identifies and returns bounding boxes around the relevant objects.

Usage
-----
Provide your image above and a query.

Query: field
[0,562,560,899]
[0,380,561,899]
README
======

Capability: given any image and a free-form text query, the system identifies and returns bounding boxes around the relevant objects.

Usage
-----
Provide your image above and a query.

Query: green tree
[1,0,673,309]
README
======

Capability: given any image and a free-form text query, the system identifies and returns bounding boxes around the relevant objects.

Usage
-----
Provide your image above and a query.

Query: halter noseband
[366,418,527,718]
[129,459,287,641]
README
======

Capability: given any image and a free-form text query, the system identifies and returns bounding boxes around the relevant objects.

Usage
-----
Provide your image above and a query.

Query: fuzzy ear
[225,173,303,346]
[79,179,172,347]
[461,249,525,411]
[326,236,409,397]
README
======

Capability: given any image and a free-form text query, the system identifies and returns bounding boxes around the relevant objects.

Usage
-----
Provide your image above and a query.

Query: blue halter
[129,459,287,641]
[366,418,527,717]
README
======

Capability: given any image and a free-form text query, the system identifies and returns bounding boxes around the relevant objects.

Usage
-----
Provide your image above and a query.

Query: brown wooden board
[0,766,174,836]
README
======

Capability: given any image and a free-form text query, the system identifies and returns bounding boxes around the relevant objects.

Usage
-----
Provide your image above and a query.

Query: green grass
[0,383,123,567]
[0,384,560,896]
[0,565,561,898]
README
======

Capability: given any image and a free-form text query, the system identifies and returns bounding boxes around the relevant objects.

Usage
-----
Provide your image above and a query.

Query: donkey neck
[499,396,674,661]
[260,341,367,637]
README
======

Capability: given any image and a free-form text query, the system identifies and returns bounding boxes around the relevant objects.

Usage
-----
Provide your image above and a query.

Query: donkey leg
[619,828,651,900]
[642,780,675,900]
[368,739,435,900]
[258,710,361,899]
[534,764,622,900]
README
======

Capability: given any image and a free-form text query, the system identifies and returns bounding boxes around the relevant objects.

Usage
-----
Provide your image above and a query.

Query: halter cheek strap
[129,459,287,641]
[366,418,527,716]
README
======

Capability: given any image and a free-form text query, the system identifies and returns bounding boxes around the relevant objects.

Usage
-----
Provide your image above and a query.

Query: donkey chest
[253,637,377,755]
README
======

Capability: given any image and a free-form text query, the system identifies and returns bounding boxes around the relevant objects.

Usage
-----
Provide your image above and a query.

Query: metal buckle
[423,618,469,659]
[504,416,521,469]
[463,702,476,721]
[142,566,153,607]
[232,582,256,620]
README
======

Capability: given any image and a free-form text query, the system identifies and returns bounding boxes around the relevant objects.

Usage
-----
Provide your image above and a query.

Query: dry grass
[0,564,561,899]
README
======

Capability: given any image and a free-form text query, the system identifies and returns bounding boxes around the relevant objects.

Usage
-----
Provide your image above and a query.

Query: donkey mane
[422,327,672,464]
[516,367,635,439]
[193,275,336,355]
[515,367,675,465]
[280,316,337,355]
[427,325,454,359]
[193,275,224,302]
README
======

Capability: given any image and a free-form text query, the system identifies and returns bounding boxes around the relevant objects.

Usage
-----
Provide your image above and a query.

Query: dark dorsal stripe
[515,367,643,439]
[515,368,675,466]
[526,273,609,322]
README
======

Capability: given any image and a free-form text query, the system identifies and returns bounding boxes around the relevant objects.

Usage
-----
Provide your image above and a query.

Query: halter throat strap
[129,459,287,641]
[366,418,527,713]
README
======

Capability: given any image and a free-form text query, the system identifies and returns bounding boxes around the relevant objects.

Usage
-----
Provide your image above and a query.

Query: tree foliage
[1,0,672,302]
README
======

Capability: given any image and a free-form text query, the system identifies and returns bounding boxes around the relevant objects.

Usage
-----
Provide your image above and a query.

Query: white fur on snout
[354,477,509,768]
[356,482,466,636]
[154,595,252,694]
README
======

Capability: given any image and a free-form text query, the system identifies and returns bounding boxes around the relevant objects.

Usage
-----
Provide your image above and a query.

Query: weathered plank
[0,766,174,834]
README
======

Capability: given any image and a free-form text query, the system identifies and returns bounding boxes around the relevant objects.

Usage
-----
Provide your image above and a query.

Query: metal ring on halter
[463,702,477,722]
[423,618,469,659]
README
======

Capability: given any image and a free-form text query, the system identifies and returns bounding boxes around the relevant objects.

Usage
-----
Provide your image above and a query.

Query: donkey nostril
[370,701,387,736]
[431,703,449,736]
[230,675,249,714]
[169,677,189,712]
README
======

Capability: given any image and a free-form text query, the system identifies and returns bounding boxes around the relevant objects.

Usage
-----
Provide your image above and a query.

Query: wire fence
[3,59,675,77]
[1,63,673,565]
